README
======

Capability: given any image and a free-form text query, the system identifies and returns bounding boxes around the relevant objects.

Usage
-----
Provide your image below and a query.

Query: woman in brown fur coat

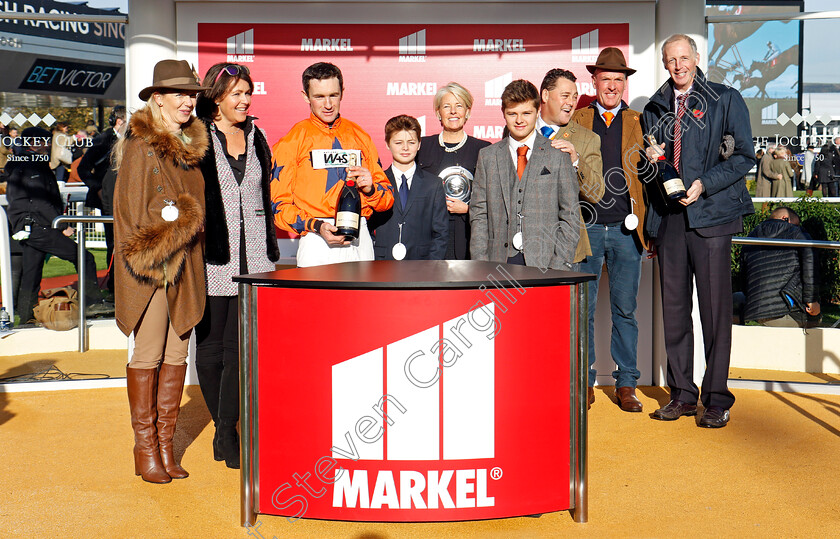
[113,60,209,484]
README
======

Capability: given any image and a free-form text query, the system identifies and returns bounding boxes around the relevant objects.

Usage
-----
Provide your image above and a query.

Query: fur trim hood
[127,106,208,168]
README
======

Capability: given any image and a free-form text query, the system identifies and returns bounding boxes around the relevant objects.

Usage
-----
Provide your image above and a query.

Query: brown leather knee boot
[157,363,189,479]
[127,366,171,484]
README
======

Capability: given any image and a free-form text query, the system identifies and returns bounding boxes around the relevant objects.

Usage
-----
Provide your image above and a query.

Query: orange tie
[603,111,614,127]
[516,145,528,180]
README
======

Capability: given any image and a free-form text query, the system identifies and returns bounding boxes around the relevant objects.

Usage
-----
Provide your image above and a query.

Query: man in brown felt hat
[572,47,648,412]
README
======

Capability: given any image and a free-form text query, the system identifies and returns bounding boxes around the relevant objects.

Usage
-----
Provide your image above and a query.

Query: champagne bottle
[335,179,361,239]
[647,135,686,200]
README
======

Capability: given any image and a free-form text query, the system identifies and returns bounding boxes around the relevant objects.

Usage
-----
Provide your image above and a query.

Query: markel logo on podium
[330,304,498,510]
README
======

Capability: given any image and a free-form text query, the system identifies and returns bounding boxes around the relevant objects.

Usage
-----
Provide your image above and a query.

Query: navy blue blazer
[642,68,755,237]
[369,167,449,260]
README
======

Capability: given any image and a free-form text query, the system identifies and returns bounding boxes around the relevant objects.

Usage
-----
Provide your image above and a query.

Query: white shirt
[594,101,622,123]
[673,85,693,111]
[536,114,557,139]
[537,113,579,168]
[508,130,537,168]
[390,163,416,192]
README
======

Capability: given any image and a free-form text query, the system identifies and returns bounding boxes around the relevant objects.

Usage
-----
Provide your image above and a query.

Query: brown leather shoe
[157,363,189,479]
[127,366,171,484]
[652,399,697,421]
[588,387,595,410]
[615,387,643,412]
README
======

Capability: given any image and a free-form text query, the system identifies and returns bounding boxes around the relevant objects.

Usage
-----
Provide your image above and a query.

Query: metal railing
[731,234,840,392]
[52,215,113,353]
[732,237,840,250]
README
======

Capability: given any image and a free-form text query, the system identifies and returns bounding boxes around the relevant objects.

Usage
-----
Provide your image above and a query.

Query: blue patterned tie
[400,174,409,208]
[540,125,554,139]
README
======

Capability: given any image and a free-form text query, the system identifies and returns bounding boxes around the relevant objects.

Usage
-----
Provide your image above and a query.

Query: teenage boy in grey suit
[470,79,580,269]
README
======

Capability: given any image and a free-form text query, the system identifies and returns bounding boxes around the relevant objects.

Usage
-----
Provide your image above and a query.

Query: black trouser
[17,225,98,323]
[808,173,819,192]
[655,213,736,410]
[821,181,839,197]
[103,222,114,293]
[9,234,23,310]
[195,295,239,424]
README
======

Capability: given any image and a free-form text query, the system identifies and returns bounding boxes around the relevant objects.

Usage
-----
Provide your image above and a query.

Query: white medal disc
[624,213,639,231]
[392,242,407,260]
[161,204,179,222]
[512,231,523,251]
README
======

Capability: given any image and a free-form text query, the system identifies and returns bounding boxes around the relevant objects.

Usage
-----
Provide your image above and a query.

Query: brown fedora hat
[138,59,211,101]
[586,47,636,75]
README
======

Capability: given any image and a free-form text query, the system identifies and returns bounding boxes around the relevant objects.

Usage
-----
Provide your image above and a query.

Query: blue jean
[578,222,642,388]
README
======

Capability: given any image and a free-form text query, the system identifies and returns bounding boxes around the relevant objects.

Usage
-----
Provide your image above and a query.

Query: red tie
[603,111,614,127]
[516,145,528,180]
[674,94,688,171]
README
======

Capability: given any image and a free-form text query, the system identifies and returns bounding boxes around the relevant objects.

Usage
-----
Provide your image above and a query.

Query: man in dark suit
[643,34,755,428]
[572,48,648,412]
[814,136,840,197]
[470,79,579,270]
[369,115,448,260]
[78,105,126,297]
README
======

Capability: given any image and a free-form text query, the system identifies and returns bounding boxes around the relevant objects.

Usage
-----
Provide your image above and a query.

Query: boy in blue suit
[369,115,448,260]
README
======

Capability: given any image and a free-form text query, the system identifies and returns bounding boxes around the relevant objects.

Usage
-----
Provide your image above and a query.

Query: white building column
[125,0,177,112]
[655,0,707,85]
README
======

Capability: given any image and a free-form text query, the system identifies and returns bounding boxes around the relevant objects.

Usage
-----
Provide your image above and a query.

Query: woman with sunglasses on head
[113,59,210,484]
[195,63,279,469]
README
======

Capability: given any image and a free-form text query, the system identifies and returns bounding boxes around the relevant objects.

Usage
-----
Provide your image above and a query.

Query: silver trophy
[439,166,472,203]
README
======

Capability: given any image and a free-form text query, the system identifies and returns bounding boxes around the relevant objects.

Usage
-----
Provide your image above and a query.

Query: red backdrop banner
[197,23,629,163]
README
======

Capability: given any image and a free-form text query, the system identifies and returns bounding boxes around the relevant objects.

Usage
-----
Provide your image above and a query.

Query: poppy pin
[692,109,705,119]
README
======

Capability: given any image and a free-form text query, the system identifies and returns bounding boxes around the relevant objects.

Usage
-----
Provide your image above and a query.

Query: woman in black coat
[416,82,490,259]
[196,63,279,468]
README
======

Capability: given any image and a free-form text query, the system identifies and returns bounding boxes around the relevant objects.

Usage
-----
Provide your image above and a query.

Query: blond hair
[112,96,172,170]
[433,82,474,116]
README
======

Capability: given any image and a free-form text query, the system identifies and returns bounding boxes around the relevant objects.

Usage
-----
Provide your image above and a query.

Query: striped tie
[674,94,688,172]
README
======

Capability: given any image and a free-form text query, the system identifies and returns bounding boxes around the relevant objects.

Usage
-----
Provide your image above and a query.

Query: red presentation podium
[234,260,592,526]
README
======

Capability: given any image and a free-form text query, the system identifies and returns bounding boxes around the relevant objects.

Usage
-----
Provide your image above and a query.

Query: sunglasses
[214,64,249,84]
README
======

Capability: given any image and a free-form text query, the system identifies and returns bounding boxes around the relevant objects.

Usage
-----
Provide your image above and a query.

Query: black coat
[199,118,280,265]
[643,68,755,237]
[742,219,819,322]
[5,149,65,233]
[78,127,118,209]
[369,167,449,260]
[416,134,490,259]
[814,143,840,184]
